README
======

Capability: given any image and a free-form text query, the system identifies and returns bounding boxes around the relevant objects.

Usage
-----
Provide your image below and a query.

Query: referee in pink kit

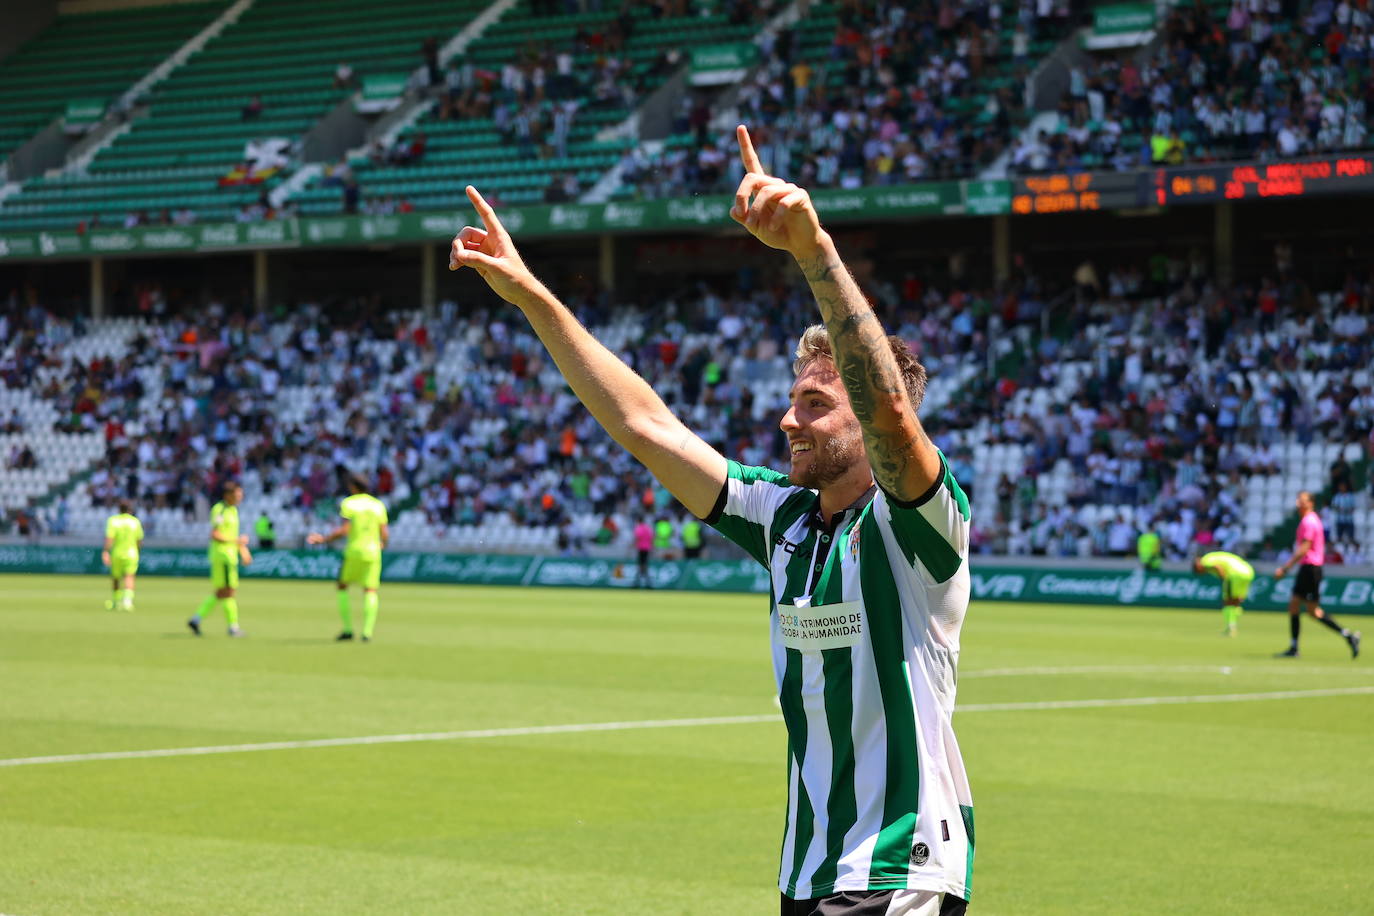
[1274,490,1360,659]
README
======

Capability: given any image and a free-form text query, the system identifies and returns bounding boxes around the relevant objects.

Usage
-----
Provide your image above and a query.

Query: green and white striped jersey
[706,456,974,901]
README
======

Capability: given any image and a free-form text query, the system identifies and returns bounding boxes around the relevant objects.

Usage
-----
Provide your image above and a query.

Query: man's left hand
[729,125,827,259]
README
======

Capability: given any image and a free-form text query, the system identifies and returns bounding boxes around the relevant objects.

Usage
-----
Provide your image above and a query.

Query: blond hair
[792,324,927,409]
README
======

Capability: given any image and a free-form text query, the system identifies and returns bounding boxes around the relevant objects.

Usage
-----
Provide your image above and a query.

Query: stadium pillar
[90,257,105,319]
[253,250,268,310]
[1214,202,1234,287]
[420,244,437,316]
[992,214,1010,285]
[598,234,616,292]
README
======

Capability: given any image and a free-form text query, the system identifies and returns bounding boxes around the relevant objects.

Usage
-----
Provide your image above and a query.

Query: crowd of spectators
[624,0,1073,197]
[2,249,1372,561]
[926,254,1374,561]
[1023,0,1374,173]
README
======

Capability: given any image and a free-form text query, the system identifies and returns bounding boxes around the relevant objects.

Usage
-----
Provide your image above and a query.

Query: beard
[788,426,864,489]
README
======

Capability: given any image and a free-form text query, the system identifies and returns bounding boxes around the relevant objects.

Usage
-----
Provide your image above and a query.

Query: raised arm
[449,186,726,518]
[729,126,941,501]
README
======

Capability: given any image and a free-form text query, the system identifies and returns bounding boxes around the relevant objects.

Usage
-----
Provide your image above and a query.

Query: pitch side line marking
[960,664,1373,678]
[0,715,783,768]
[959,685,1374,711]
[3,687,1373,768]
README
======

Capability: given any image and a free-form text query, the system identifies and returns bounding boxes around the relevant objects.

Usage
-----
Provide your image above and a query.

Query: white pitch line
[961,665,1231,678]
[0,714,782,768]
[959,685,1374,712]
[3,686,1373,769]
[961,664,1373,678]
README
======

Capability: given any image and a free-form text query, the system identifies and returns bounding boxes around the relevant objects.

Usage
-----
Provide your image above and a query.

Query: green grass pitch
[2,573,1371,914]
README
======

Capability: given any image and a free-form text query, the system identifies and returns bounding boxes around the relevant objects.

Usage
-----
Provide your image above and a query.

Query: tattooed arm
[729,125,941,500]
[795,241,942,500]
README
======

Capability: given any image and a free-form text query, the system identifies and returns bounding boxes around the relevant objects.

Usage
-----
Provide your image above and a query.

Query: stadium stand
[3,259,1371,563]
[2,0,1372,570]
[0,0,490,232]
[0,1,226,168]
[291,0,772,214]
[622,0,1078,196]
[1017,0,1374,171]
[4,0,1374,228]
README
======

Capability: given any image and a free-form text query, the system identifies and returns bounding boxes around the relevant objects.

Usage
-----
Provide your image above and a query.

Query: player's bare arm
[307,520,350,546]
[1275,539,1310,578]
[450,185,726,517]
[729,125,941,501]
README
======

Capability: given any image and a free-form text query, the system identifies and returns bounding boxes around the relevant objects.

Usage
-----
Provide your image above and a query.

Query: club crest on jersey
[911,842,930,866]
[848,525,862,562]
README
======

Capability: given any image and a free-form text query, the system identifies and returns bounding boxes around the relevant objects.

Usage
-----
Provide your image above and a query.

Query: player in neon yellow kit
[102,499,144,612]
[1193,550,1254,636]
[308,473,389,642]
[188,480,252,637]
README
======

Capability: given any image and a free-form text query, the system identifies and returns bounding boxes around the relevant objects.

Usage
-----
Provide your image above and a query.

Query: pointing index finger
[737,124,765,175]
[466,185,507,236]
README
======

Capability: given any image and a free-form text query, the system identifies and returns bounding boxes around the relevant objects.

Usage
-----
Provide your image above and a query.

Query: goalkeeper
[1193,550,1254,636]
[308,473,389,642]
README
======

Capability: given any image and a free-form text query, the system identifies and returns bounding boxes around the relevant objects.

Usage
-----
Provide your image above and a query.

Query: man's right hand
[449,185,551,309]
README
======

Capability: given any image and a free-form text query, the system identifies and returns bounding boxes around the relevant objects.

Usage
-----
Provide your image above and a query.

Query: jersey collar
[809,484,878,535]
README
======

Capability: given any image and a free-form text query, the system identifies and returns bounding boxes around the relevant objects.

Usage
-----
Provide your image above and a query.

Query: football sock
[362,592,379,639]
[124,588,134,607]
[222,598,239,628]
[1223,606,1240,629]
[337,591,353,633]
[1316,613,1347,636]
[1289,614,1300,646]
[193,595,217,622]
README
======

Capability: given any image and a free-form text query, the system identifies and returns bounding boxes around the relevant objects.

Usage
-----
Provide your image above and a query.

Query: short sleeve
[704,460,806,568]
[875,453,970,585]
[105,517,115,539]
[378,501,389,524]
[340,499,354,521]
[134,519,144,540]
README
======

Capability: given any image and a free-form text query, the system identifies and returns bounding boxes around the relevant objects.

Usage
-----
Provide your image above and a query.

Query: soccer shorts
[1222,571,1253,604]
[210,553,239,590]
[340,551,381,589]
[110,555,139,579]
[780,889,968,916]
[1292,564,1322,603]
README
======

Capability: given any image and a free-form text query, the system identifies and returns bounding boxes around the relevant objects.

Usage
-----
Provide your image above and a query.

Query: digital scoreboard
[1008,153,1374,215]
[1011,171,1142,214]
[1152,154,1374,204]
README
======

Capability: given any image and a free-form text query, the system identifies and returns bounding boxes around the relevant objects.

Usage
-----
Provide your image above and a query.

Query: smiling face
[779,359,866,490]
